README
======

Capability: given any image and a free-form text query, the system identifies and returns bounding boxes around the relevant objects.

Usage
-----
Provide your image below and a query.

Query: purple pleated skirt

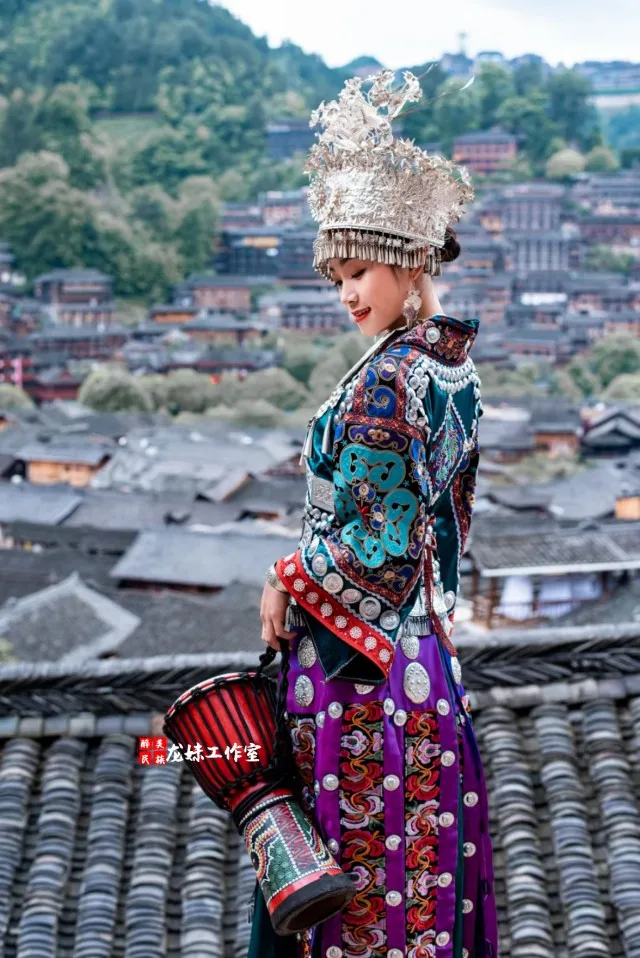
[283,628,498,958]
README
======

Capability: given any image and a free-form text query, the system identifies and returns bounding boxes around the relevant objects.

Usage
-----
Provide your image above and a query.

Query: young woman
[253,70,498,958]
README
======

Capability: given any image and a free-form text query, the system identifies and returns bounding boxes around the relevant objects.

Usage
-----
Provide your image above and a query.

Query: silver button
[441,750,455,767]
[327,948,343,958]
[426,326,441,344]
[437,698,450,716]
[463,950,469,958]
[311,554,328,576]
[393,709,407,727]
[385,890,402,906]
[464,841,476,858]
[316,711,326,728]
[383,697,395,715]
[323,572,343,594]
[328,702,343,719]
[435,931,450,946]
[380,610,400,631]
[388,950,404,958]
[383,774,400,791]
[328,838,339,854]
[439,811,454,827]
[314,780,320,795]
[464,791,479,807]
[462,898,473,914]
[354,683,374,694]
[444,589,456,611]
[438,872,453,887]
[322,774,339,791]
[385,834,402,850]
[359,597,381,620]
[342,588,362,604]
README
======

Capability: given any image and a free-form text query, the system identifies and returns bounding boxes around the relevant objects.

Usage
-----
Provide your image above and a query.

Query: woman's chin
[356,315,386,337]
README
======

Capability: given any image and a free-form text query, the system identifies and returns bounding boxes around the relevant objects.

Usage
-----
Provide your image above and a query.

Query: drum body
[164,670,355,935]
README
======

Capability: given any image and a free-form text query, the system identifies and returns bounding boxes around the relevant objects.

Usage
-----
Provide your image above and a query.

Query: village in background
[1,2,640,955]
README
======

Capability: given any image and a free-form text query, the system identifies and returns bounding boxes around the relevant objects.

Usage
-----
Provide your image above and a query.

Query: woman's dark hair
[440,225,461,265]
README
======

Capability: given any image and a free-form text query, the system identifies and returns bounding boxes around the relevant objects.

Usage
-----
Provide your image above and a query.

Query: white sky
[215,0,640,69]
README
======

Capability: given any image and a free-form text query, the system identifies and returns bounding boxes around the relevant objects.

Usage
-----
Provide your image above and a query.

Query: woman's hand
[260,583,296,651]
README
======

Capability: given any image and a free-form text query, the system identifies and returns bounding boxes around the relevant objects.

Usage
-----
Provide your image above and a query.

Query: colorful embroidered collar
[404,314,480,366]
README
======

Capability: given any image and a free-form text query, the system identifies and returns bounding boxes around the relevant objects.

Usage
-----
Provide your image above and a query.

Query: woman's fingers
[272,616,296,642]
[262,618,279,650]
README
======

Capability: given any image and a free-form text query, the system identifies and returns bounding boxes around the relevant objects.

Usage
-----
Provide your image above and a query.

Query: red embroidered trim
[276,552,395,679]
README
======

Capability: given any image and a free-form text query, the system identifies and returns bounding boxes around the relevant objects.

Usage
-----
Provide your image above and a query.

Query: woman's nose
[342,287,357,308]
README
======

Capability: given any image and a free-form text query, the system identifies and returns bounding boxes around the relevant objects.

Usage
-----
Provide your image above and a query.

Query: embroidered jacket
[276,314,482,685]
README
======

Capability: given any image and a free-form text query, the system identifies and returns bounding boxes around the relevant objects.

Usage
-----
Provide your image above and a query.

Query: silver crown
[305,69,474,278]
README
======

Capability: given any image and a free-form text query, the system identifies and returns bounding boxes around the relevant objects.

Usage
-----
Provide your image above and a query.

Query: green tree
[589,335,640,389]
[139,374,168,411]
[566,357,601,398]
[621,146,640,169]
[584,245,634,274]
[584,145,619,172]
[230,367,310,411]
[78,368,153,413]
[207,397,282,428]
[546,70,601,150]
[496,90,560,167]
[512,60,546,97]
[432,78,480,153]
[545,147,586,180]
[0,383,35,408]
[476,64,515,131]
[602,373,640,401]
[0,151,98,276]
[162,369,220,415]
[283,340,323,386]
[605,106,640,153]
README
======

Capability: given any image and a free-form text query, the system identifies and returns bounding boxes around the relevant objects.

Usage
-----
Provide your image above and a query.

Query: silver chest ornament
[297,636,317,669]
[294,675,315,708]
[400,634,420,660]
[403,662,431,704]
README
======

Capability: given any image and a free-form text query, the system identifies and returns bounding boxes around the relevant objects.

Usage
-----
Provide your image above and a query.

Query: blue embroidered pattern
[428,400,466,502]
[338,443,418,568]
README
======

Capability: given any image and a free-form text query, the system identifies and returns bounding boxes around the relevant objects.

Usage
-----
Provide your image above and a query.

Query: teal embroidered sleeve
[432,427,480,622]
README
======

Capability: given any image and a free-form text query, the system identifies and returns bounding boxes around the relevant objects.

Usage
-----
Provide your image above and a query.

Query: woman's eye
[352,269,365,279]
[333,279,342,288]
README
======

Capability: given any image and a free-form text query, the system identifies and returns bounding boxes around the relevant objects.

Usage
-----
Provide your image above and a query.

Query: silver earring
[402,282,422,327]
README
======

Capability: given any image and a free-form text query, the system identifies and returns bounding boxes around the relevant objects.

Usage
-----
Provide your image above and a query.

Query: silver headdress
[305,69,474,278]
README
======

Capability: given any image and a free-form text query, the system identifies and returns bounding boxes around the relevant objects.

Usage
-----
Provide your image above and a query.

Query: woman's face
[327,257,411,337]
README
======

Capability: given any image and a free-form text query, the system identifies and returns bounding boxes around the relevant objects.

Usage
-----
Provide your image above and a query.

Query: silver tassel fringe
[313,230,443,277]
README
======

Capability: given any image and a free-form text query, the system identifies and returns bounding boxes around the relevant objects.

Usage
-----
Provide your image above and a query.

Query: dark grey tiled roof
[487,462,635,521]
[470,518,640,575]
[62,489,237,532]
[17,439,112,466]
[110,526,298,588]
[0,482,82,525]
[0,549,116,608]
[0,574,140,665]
[3,627,640,956]
[114,582,263,658]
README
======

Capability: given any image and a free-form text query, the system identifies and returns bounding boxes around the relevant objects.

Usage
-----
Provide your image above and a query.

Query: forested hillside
[0,0,625,302]
[0,0,350,299]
